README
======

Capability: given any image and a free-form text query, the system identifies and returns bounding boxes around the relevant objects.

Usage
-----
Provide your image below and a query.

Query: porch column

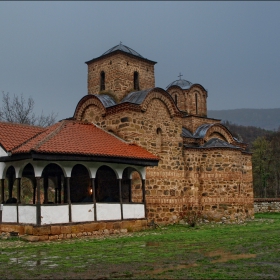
[8,174,13,199]
[35,177,41,225]
[32,179,36,205]
[63,178,67,203]
[16,178,21,223]
[142,179,147,218]
[55,188,58,204]
[118,179,123,220]
[17,178,21,204]
[91,178,97,221]
[57,175,62,204]
[66,177,72,222]
[43,176,48,204]
[128,179,132,202]
[1,179,4,204]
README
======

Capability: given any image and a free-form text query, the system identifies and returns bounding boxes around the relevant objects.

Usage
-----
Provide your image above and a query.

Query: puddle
[149,263,198,274]
[8,250,60,268]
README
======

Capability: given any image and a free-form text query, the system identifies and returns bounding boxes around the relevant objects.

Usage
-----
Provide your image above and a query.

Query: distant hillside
[208,108,280,131]
[222,121,273,150]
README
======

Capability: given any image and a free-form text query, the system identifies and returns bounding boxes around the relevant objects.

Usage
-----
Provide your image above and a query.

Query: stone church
[0,43,254,238]
[79,43,254,221]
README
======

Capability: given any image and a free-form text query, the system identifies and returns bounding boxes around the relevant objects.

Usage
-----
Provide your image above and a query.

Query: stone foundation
[0,219,147,242]
[254,198,280,213]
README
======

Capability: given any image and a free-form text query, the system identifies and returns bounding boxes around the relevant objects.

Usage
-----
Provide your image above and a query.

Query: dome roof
[102,43,143,58]
[120,89,152,105]
[95,94,116,108]
[203,138,239,149]
[85,42,157,65]
[166,79,192,90]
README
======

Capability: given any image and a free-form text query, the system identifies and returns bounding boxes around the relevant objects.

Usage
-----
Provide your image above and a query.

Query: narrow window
[195,93,198,115]
[156,128,162,152]
[100,71,105,91]
[134,71,139,90]
[174,94,178,105]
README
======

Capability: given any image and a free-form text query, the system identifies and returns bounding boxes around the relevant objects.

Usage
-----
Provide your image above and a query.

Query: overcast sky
[1,1,280,121]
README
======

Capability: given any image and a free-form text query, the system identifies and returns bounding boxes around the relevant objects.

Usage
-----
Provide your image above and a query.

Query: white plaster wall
[2,205,17,223]
[123,204,145,219]
[41,205,69,225]
[96,203,121,221]
[71,203,95,222]
[18,206,37,224]
[0,146,7,157]
[0,162,6,179]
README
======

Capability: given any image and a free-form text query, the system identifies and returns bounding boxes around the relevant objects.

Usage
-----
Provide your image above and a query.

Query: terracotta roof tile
[0,121,44,152]
[12,120,159,161]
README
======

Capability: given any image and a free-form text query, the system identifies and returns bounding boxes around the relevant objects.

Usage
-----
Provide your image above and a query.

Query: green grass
[1,213,280,279]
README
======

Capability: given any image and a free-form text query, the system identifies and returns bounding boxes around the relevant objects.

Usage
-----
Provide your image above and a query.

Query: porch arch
[122,167,144,203]
[70,164,91,203]
[95,165,119,202]
[21,163,36,204]
[5,166,16,203]
[42,163,65,204]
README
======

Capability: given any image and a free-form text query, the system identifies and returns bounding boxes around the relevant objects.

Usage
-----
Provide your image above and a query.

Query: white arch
[0,162,16,179]
[0,160,147,180]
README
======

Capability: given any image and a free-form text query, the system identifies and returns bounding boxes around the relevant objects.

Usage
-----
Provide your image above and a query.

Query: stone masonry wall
[87,53,155,102]
[166,86,207,117]
[185,88,207,117]
[184,148,254,222]
[167,88,186,112]
[82,98,189,223]
[80,96,254,224]
[0,219,147,241]
[254,198,280,213]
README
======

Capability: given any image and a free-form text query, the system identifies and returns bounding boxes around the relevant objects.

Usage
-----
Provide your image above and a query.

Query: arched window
[134,71,139,90]
[195,93,198,115]
[100,71,105,91]
[174,94,178,105]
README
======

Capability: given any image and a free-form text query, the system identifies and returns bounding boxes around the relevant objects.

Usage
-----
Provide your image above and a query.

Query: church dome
[166,78,192,90]
[102,42,144,58]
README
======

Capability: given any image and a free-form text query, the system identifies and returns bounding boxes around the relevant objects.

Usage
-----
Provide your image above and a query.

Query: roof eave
[85,50,157,65]
[2,152,159,166]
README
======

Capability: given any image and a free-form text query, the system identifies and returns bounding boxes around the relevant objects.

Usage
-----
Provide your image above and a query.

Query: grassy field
[0,213,280,279]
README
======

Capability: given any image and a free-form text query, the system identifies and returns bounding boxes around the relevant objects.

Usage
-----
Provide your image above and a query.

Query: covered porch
[0,160,148,225]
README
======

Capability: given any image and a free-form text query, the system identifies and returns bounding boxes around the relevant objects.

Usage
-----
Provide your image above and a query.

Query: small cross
[119,41,122,45]
[178,73,183,80]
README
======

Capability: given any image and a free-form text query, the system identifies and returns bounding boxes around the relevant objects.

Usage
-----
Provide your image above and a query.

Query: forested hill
[208,108,280,130]
[222,121,273,150]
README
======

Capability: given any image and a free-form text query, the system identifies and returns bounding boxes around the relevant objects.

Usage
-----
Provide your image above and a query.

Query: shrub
[179,208,202,227]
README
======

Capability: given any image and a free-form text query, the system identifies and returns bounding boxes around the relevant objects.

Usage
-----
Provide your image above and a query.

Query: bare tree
[0,91,57,127]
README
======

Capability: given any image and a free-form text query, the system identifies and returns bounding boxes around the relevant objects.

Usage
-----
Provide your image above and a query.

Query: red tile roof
[11,120,159,161]
[0,121,44,152]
